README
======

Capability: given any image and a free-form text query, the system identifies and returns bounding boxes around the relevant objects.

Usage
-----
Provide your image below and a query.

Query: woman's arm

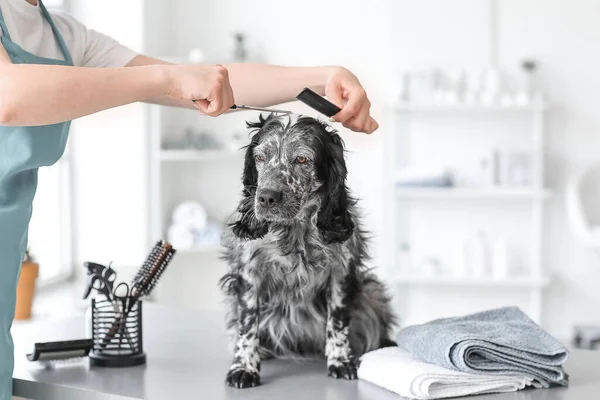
[126,56,329,110]
[227,63,378,134]
[0,44,233,126]
[127,55,378,134]
[0,41,376,133]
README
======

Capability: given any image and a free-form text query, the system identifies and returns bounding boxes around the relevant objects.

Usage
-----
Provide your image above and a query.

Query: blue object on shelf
[396,177,453,188]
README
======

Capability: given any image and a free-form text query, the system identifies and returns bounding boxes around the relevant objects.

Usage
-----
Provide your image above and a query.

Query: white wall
[63,0,599,338]
[499,0,600,337]
[69,0,148,274]
[389,0,600,339]
[166,0,391,265]
[154,0,600,338]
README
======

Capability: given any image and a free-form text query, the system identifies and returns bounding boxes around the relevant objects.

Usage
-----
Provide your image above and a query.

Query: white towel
[172,201,208,232]
[358,347,536,399]
[193,221,222,247]
[167,224,195,249]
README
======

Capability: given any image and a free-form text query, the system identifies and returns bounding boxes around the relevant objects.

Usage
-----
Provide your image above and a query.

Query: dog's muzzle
[257,189,283,209]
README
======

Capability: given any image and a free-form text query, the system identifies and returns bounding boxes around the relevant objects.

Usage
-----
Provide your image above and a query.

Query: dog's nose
[258,189,283,207]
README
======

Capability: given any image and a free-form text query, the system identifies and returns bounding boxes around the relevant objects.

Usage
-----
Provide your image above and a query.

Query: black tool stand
[89,297,146,367]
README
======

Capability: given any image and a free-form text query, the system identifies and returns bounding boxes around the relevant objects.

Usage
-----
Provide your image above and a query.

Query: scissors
[229,104,292,114]
[113,282,131,314]
[191,88,341,118]
[191,99,291,115]
[101,282,134,349]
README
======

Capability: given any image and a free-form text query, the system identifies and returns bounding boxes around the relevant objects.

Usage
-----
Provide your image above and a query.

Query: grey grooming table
[11,303,600,400]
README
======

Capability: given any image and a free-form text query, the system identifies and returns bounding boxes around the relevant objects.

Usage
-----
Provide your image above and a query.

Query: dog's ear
[316,128,355,244]
[229,116,269,240]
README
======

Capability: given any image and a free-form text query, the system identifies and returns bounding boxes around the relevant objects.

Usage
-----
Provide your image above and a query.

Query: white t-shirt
[0,0,137,67]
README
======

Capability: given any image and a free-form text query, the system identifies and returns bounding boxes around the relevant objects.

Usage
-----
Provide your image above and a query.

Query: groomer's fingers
[364,116,379,134]
[326,80,345,110]
[342,109,366,133]
[342,99,378,134]
[193,99,211,114]
[216,65,235,114]
[195,73,234,116]
[355,99,371,130]
[331,87,367,124]
[343,116,378,134]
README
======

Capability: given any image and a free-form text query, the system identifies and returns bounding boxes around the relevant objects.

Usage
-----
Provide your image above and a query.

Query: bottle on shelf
[463,230,492,278]
[491,238,509,279]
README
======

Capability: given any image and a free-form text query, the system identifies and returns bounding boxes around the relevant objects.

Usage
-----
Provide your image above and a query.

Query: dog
[220,114,396,389]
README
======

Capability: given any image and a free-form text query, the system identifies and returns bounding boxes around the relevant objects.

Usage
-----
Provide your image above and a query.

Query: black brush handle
[27,339,93,361]
[296,88,341,118]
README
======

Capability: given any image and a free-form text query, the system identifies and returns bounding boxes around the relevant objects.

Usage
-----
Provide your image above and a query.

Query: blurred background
[20,0,600,346]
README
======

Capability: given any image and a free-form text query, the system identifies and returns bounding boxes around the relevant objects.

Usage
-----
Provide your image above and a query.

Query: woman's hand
[162,64,235,116]
[325,67,379,134]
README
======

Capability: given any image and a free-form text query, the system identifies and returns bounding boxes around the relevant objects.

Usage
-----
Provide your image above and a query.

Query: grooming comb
[296,88,342,118]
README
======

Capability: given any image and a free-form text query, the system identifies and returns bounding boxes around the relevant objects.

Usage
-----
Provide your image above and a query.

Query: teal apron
[0,2,73,399]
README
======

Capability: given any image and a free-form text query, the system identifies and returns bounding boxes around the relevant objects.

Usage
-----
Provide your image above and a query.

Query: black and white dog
[220,114,396,389]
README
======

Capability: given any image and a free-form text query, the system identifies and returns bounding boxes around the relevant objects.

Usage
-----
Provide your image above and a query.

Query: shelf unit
[395,187,551,200]
[146,103,249,311]
[393,102,550,112]
[176,244,223,255]
[159,149,240,162]
[394,274,551,288]
[147,105,244,257]
[384,101,551,324]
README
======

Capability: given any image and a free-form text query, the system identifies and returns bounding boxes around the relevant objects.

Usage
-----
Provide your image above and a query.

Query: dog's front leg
[225,276,261,389]
[325,272,358,380]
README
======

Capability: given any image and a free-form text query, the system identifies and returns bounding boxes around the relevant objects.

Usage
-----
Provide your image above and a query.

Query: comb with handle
[296,88,342,118]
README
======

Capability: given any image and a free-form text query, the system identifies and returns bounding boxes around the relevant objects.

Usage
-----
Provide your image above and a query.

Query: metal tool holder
[89,297,146,367]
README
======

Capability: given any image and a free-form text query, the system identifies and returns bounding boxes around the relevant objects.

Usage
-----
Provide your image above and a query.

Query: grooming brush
[101,241,176,347]
[27,339,93,363]
[129,241,176,304]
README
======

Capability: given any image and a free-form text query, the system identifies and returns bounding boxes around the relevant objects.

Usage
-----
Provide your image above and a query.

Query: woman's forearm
[127,58,377,133]
[127,56,336,109]
[0,64,166,126]
[223,64,336,107]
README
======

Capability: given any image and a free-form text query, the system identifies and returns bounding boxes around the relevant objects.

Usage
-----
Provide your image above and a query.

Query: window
[28,152,73,284]
[26,0,73,285]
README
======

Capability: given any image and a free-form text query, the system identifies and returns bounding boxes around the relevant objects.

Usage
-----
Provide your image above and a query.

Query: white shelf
[159,149,240,162]
[393,102,550,112]
[175,244,222,255]
[395,187,551,200]
[386,94,551,324]
[395,274,551,288]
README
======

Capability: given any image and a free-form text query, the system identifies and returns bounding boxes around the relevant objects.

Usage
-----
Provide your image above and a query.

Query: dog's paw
[226,367,261,389]
[327,359,358,380]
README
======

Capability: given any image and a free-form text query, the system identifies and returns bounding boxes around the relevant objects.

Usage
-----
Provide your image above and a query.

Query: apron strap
[0,5,13,42]
[38,0,73,65]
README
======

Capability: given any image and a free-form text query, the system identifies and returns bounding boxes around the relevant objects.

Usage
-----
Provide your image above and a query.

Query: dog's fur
[220,114,396,389]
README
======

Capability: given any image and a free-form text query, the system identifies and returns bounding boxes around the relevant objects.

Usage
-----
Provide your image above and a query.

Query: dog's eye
[295,156,308,164]
[255,155,265,162]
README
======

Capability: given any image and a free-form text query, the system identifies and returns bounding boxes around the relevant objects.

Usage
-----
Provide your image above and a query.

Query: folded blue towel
[395,307,569,387]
